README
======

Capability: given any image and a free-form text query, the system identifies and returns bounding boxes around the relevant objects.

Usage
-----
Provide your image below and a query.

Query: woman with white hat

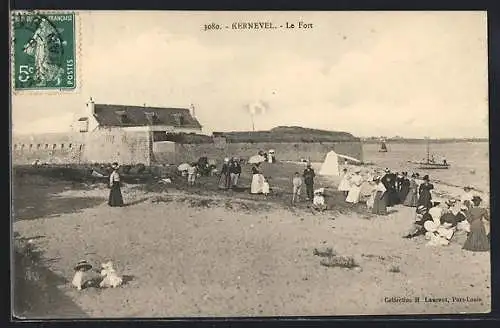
[345,168,363,204]
[337,168,351,197]
[108,162,124,207]
[250,162,265,194]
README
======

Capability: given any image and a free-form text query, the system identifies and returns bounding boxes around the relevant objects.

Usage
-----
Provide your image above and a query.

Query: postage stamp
[11,11,76,90]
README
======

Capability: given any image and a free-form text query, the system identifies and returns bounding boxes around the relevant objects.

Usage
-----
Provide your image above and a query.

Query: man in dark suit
[303,163,316,201]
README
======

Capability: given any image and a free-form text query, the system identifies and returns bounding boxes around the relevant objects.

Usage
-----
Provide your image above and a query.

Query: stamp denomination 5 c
[12,11,76,90]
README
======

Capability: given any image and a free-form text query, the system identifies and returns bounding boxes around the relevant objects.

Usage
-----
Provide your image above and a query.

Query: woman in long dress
[371,177,388,215]
[417,175,434,209]
[398,172,410,203]
[218,158,231,189]
[250,163,265,194]
[463,196,490,252]
[403,174,419,207]
[108,162,124,207]
[346,169,363,204]
[337,168,351,197]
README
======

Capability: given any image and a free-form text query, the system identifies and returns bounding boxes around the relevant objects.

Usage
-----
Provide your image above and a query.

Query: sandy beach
[12,168,491,318]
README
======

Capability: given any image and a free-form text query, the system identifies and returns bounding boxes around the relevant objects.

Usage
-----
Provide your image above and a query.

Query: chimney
[86,97,95,116]
[190,104,196,118]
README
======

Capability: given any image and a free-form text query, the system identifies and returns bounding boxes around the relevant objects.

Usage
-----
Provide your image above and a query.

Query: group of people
[403,195,490,252]
[218,157,243,190]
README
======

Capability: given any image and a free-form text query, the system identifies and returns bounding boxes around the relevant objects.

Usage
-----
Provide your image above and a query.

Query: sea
[363,142,490,194]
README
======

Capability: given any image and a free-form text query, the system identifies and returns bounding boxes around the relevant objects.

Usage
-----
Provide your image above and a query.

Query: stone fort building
[12,99,364,165]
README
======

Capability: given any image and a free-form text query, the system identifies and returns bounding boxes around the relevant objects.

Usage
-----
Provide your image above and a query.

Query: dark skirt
[398,186,409,205]
[372,191,387,215]
[463,219,490,252]
[387,189,400,206]
[108,182,124,207]
[218,172,231,189]
[417,191,432,209]
[403,190,418,207]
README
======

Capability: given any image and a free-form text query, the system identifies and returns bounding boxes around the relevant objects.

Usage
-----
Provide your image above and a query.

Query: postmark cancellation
[11,11,78,92]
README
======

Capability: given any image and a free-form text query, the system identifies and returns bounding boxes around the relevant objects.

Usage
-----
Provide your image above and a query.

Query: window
[52,144,57,149]
[45,144,49,149]
[61,144,65,149]
[37,144,41,149]
[145,112,161,124]
[29,144,33,149]
[14,144,17,149]
[115,110,130,124]
[21,144,25,149]
[69,144,72,148]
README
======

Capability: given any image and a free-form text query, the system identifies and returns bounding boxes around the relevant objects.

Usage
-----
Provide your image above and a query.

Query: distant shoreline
[362,139,488,144]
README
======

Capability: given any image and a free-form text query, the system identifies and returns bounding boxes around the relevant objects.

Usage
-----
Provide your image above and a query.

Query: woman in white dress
[337,168,351,197]
[250,163,265,194]
[346,168,363,204]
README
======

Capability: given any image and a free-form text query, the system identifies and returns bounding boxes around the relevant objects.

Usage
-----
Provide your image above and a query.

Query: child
[313,188,327,211]
[262,176,270,197]
[187,163,197,186]
[292,172,303,205]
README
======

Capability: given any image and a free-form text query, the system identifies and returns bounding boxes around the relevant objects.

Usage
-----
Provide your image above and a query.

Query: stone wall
[167,141,363,165]
[12,129,152,165]
[13,131,363,167]
[82,128,152,165]
[12,133,86,164]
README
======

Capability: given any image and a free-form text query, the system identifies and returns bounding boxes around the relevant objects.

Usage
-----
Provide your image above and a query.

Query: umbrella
[248,155,266,164]
[177,163,191,171]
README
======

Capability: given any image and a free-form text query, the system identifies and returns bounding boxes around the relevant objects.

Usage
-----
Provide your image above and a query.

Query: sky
[11,11,488,138]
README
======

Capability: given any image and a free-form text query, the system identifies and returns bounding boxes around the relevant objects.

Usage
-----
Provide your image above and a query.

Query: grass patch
[320,256,359,269]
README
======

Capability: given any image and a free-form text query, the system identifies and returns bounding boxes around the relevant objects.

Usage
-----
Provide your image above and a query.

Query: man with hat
[228,157,242,189]
[303,162,316,201]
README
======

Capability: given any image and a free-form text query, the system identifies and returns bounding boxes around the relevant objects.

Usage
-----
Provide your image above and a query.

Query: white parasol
[177,163,191,171]
[248,155,266,164]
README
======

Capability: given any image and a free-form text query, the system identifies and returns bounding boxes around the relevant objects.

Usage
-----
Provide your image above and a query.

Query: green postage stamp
[12,11,76,90]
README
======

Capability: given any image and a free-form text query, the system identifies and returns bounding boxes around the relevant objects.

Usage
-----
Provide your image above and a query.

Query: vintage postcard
[11,11,490,318]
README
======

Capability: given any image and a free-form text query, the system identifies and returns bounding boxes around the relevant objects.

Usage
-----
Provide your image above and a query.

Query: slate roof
[92,104,202,129]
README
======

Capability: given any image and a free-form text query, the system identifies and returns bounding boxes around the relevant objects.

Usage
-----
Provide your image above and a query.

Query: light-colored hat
[429,207,443,223]
[445,199,457,207]
[224,157,230,163]
[416,205,427,214]
[354,168,361,173]
[74,260,93,272]
[424,220,438,232]
[314,188,325,195]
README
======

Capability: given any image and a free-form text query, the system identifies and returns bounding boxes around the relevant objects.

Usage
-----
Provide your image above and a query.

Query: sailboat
[409,138,450,169]
[378,139,388,152]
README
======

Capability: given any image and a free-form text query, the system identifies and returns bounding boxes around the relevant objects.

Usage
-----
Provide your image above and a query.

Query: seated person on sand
[423,204,457,247]
[312,188,327,211]
[440,198,468,231]
[403,205,433,239]
[460,186,475,210]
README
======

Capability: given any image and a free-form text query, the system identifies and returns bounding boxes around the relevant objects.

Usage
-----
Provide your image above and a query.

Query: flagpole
[251,113,255,131]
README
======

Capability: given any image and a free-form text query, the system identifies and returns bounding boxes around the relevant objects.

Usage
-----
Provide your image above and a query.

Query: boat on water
[378,140,388,152]
[408,138,450,169]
